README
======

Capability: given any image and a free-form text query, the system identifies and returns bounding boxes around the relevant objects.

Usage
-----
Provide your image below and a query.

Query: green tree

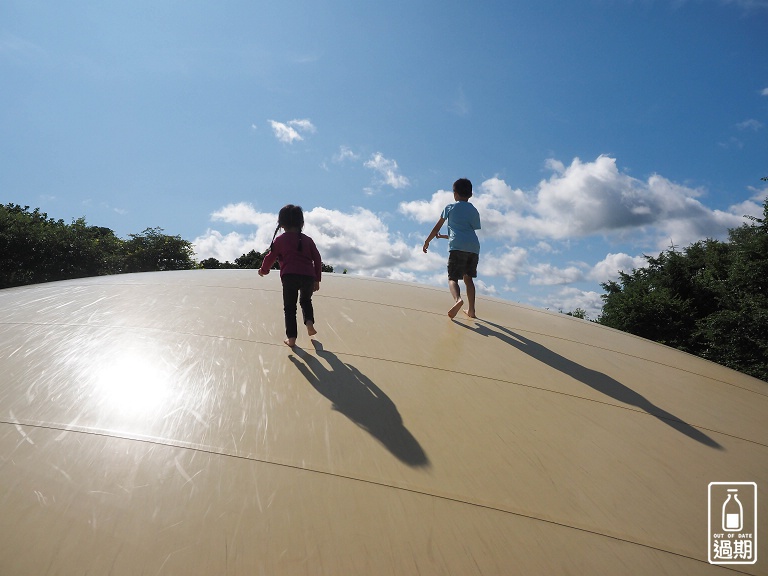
[122,227,196,273]
[235,250,267,269]
[598,195,768,380]
[199,258,237,269]
[565,308,588,320]
[0,204,122,288]
[231,249,333,272]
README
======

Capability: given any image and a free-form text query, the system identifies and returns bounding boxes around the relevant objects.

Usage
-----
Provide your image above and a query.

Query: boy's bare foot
[284,338,296,347]
[448,299,464,319]
[464,309,477,319]
[306,322,317,336]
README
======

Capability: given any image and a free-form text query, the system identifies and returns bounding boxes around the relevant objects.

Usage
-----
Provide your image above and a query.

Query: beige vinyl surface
[0,270,766,575]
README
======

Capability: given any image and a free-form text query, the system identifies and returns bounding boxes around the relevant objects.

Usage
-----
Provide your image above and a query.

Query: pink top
[259,232,322,281]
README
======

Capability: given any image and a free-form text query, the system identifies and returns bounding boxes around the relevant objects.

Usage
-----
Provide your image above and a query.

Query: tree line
[598,194,768,381]
[199,251,334,273]
[0,204,331,290]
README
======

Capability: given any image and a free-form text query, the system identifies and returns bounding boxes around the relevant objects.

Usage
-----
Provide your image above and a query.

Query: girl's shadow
[456,319,723,450]
[289,342,430,468]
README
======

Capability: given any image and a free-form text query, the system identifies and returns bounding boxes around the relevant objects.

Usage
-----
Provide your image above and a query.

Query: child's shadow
[289,342,430,468]
[456,319,723,450]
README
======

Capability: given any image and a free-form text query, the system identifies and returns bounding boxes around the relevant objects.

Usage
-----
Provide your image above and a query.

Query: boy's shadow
[456,319,723,450]
[289,342,430,468]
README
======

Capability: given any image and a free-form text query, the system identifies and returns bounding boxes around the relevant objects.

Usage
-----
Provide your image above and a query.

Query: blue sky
[3,0,767,317]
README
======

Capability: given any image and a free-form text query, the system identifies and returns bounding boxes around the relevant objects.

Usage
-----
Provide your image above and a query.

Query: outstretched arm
[423,217,446,253]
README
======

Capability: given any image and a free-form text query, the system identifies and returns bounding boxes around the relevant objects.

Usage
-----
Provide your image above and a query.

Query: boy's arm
[423,217,446,253]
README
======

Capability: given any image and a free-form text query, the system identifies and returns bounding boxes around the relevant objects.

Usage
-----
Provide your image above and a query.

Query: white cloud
[737,119,763,131]
[479,246,528,282]
[762,87,768,96]
[364,152,410,189]
[288,119,316,133]
[589,253,648,283]
[304,206,413,272]
[402,156,748,249]
[194,155,762,315]
[268,118,316,144]
[533,287,604,319]
[195,204,436,278]
[211,202,271,226]
[333,145,360,163]
[528,263,585,286]
[533,241,556,253]
[399,190,454,223]
[193,229,265,263]
[719,136,744,150]
[472,177,529,239]
[729,189,768,220]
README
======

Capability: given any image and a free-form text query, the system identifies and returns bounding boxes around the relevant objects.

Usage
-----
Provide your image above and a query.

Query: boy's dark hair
[278,204,304,230]
[453,178,473,198]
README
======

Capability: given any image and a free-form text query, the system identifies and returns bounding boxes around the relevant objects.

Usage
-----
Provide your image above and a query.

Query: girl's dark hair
[278,204,304,230]
[269,204,305,252]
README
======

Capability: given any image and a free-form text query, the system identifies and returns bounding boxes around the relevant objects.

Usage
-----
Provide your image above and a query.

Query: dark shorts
[447,250,479,281]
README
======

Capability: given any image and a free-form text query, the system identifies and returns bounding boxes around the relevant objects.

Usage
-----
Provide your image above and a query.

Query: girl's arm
[259,248,278,276]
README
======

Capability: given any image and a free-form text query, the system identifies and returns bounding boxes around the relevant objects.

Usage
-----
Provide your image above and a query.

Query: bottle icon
[722,489,743,532]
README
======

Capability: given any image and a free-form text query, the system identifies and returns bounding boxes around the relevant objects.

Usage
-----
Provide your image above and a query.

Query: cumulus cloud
[268,118,316,144]
[528,263,586,286]
[589,253,648,283]
[479,246,528,282]
[533,287,604,319]
[401,155,748,248]
[193,155,761,316]
[193,230,266,263]
[211,202,272,226]
[303,206,413,273]
[194,204,432,278]
[399,190,454,223]
[364,152,410,189]
[730,189,768,220]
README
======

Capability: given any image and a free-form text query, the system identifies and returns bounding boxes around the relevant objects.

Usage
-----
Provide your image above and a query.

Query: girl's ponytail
[268,222,280,252]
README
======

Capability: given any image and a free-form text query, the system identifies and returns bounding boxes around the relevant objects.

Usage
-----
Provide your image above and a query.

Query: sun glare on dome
[95,351,172,413]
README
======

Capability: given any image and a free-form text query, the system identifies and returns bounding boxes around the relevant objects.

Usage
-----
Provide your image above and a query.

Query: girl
[259,205,322,347]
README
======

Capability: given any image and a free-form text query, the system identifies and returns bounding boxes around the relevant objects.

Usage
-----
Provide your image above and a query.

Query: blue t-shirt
[441,201,481,254]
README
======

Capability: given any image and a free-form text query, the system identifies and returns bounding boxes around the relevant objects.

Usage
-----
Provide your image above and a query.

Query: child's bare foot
[284,338,296,347]
[306,322,317,336]
[448,299,464,319]
[464,309,477,319]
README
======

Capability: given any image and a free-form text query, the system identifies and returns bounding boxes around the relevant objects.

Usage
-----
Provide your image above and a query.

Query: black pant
[282,274,315,338]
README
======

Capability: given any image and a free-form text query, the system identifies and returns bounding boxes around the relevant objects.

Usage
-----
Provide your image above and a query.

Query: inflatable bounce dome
[0,271,765,575]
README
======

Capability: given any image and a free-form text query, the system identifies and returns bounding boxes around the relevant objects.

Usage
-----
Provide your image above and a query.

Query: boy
[423,178,481,319]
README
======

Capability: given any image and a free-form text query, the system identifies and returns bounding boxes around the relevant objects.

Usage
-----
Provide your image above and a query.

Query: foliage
[564,308,589,320]
[598,196,768,381]
[122,227,196,273]
[2,204,335,290]
[199,257,238,269]
[1,205,195,289]
[202,249,334,273]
